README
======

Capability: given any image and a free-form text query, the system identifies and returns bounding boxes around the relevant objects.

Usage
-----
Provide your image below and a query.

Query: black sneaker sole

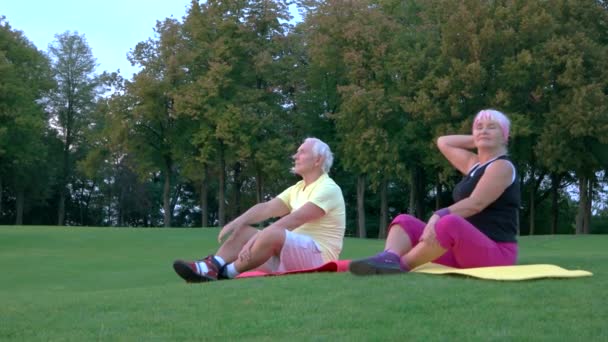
[173,260,215,283]
[349,259,404,276]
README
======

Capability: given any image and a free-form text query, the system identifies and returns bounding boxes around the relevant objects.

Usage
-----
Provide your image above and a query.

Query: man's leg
[216,225,260,264]
[228,228,287,276]
[172,225,259,282]
[223,230,325,278]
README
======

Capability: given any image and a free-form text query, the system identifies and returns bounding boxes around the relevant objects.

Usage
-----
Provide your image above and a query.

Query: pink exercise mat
[237,260,352,278]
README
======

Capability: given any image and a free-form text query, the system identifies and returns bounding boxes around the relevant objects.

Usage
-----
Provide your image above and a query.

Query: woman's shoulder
[486,158,516,183]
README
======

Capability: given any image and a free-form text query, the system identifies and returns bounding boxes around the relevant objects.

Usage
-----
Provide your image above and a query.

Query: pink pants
[390,214,517,268]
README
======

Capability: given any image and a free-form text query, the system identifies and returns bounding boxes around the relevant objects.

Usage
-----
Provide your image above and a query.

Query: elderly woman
[350,109,520,275]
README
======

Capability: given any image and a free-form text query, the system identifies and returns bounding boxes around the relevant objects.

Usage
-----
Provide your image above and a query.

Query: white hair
[305,137,334,173]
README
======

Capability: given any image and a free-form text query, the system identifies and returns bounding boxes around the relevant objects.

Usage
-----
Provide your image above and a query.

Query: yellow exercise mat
[412,263,593,281]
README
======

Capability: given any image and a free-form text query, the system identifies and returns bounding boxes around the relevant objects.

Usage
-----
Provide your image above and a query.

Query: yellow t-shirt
[277,173,346,262]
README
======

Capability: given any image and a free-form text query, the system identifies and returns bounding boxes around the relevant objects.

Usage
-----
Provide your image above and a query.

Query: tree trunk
[550,173,561,235]
[516,208,520,237]
[255,166,265,228]
[416,168,425,218]
[529,175,536,235]
[218,142,226,227]
[58,121,71,226]
[378,177,388,239]
[408,167,424,218]
[526,156,539,235]
[232,162,242,219]
[357,174,366,238]
[105,178,112,226]
[78,181,86,227]
[408,171,415,217]
[201,165,208,228]
[163,157,173,228]
[0,176,3,220]
[15,188,24,225]
[78,184,84,226]
[169,183,182,221]
[255,166,263,204]
[118,183,124,227]
[518,169,524,235]
[435,179,441,210]
[58,191,66,226]
[84,181,94,226]
[585,178,593,234]
[576,175,588,234]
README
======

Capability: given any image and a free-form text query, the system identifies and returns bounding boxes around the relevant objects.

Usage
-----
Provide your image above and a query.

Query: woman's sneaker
[349,251,408,276]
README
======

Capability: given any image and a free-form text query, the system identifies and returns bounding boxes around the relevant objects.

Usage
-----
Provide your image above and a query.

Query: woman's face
[473,118,505,149]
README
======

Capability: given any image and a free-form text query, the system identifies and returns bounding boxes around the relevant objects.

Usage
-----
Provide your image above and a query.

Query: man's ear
[315,156,324,167]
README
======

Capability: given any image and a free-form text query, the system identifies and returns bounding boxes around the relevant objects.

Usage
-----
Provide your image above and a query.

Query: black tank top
[452,155,520,242]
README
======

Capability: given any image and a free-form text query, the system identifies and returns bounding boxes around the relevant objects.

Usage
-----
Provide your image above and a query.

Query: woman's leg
[403,215,517,269]
[384,214,426,254]
[351,213,517,276]
[350,214,425,275]
[430,214,517,268]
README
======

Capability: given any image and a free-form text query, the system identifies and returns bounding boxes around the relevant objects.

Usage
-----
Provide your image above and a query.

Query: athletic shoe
[349,251,408,276]
[173,255,221,282]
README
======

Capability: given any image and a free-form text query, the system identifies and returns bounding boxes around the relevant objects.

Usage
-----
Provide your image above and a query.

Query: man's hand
[238,232,260,263]
[218,221,240,243]
[265,202,326,233]
[217,198,291,243]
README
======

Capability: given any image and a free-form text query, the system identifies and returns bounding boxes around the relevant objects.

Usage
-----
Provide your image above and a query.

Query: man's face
[293,140,320,176]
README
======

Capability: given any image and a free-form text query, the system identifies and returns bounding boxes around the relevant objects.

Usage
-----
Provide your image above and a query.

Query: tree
[533,0,608,234]
[177,0,295,227]
[0,17,54,224]
[125,18,194,227]
[47,31,99,225]
[301,0,400,237]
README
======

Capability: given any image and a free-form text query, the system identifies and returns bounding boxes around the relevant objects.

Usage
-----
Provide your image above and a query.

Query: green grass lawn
[0,226,606,341]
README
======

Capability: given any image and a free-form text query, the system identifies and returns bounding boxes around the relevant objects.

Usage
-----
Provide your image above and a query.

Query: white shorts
[256,230,325,273]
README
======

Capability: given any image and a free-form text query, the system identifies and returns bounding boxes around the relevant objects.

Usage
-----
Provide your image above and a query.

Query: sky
[2,0,197,78]
[3,1,301,79]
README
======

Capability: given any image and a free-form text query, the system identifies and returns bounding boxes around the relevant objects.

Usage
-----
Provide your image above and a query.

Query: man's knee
[225,225,257,242]
[259,228,286,245]
[247,228,286,256]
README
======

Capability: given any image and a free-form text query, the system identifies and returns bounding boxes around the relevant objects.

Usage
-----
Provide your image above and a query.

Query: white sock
[195,256,225,275]
[225,263,240,279]
[194,261,209,275]
[213,255,226,267]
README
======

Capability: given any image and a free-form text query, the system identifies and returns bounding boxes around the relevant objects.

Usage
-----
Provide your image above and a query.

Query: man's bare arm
[218,197,290,242]
[265,202,326,231]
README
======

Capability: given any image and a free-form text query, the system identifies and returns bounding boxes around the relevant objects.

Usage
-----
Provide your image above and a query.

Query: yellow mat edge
[412,263,593,280]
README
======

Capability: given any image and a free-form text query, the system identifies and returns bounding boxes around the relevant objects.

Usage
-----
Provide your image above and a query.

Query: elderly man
[173,137,346,282]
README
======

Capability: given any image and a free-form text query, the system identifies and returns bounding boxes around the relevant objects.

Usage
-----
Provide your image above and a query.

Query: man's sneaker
[217,264,229,280]
[349,251,408,276]
[173,255,221,283]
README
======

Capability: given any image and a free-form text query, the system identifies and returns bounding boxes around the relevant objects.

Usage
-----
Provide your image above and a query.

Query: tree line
[1,0,607,237]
